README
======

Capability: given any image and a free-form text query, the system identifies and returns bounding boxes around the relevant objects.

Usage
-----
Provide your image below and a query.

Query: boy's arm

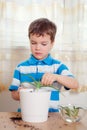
[11,86,23,101]
[41,73,79,89]
[55,74,79,89]
[9,66,21,100]
[41,63,79,89]
[11,90,20,101]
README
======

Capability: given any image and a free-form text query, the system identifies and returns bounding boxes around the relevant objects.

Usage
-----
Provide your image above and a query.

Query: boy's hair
[28,18,57,42]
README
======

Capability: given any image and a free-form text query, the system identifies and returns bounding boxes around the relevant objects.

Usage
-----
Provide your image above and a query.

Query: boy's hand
[41,73,57,86]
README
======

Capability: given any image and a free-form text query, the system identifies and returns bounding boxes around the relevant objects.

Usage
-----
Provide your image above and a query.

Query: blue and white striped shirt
[9,54,74,112]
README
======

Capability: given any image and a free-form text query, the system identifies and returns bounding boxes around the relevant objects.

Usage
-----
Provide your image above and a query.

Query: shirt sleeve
[57,63,74,77]
[9,67,20,91]
[57,63,74,90]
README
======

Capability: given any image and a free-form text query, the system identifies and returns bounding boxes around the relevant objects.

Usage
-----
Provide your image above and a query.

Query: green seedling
[61,106,81,119]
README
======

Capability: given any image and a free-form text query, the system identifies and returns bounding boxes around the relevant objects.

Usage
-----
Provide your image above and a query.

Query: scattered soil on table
[10,117,40,130]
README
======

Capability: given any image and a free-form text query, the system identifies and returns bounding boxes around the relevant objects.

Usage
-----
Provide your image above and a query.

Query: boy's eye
[31,42,36,45]
[41,42,48,46]
[30,42,48,46]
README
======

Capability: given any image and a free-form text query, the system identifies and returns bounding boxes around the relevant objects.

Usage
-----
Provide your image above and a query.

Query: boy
[9,18,79,112]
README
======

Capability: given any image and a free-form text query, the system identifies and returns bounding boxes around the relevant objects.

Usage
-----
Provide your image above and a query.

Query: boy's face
[29,34,54,60]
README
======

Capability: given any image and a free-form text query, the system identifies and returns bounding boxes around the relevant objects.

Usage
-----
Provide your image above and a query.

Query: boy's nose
[36,44,40,50]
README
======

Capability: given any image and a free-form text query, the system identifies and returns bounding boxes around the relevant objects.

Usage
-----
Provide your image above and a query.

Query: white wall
[0,91,19,112]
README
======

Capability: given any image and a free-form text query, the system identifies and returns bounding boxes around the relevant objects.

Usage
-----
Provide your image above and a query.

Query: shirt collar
[28,54,53,65]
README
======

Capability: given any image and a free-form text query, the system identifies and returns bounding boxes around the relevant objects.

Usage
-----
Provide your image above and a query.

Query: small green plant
[61,106,81,119]
[25,75,43,89]
[21,74,60,91]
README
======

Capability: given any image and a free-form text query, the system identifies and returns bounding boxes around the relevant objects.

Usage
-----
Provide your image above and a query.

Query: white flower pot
[19,89,51,122]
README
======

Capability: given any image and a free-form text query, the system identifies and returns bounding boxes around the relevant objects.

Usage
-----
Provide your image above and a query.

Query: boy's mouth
[35,52,42,55]
[34,52,43,59]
